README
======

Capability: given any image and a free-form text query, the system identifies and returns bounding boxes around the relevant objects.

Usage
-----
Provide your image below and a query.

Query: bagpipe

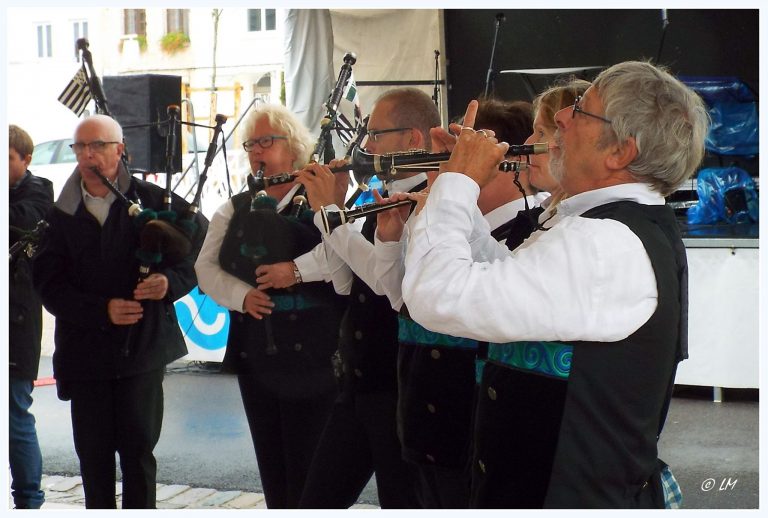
[216,53,360,354]
[9,221,50,262]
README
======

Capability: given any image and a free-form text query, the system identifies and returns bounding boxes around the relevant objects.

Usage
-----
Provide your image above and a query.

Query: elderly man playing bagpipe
[33,114,208,509]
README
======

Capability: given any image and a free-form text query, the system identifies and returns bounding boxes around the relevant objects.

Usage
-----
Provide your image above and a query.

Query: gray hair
[593,61,709,196]
[375,88,441,150]
[242,103,314,169]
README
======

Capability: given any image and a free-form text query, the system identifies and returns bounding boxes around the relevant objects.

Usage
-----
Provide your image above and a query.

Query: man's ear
[605,136,638,171]
[23,153,32,168]
[410,128,426,150]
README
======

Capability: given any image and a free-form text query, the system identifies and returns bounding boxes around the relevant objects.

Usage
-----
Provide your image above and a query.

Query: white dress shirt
[373,194,544,311]
[312,173,428,299]
[81,180,117,226]
[402,173,665,344]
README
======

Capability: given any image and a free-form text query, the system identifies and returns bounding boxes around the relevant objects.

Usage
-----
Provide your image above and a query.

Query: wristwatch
[291,261,303,284]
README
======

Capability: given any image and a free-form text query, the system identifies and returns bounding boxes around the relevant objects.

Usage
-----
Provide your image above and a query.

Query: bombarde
[347,143,543,181]
[245,148,535,191]
[320,199,416,234]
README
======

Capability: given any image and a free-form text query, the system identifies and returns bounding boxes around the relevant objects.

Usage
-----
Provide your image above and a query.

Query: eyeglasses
[69,140,121,154]
[243,135,288,151]
[572,95,613,124]
[367,127,412,142]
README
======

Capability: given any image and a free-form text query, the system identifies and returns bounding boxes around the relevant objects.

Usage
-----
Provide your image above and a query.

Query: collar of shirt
[385,172,428,195]
[483,197,529,230]
[80,177,119,201]
[275,184,302,213]
[557,183,665,218]
[81,179,117,226]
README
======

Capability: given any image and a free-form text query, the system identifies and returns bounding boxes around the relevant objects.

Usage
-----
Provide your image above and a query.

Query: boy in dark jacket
[9,124,53,509]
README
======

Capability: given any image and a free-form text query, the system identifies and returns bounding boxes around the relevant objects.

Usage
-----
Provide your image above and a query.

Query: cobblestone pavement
[17,474,379,510]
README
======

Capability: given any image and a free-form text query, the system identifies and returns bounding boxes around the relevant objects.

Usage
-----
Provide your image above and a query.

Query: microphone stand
[655,9,670,64]
[483,13,506,98]
[77,38,110,116]
[432,50,440,109]
[164,105,181,213]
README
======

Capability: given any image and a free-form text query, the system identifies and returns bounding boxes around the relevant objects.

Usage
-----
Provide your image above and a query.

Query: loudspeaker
[102,74,182,173]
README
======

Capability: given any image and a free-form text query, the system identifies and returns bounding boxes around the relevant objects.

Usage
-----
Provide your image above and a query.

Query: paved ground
[7,312,759,511]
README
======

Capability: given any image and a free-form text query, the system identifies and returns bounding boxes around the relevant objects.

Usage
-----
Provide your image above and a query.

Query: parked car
[28,138,76,199]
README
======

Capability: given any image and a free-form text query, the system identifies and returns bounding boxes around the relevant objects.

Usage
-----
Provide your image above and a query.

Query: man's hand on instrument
[108,298,144,325]
[255,262,296,290]
[328,159,352,207]
[134,273,169,301]
[296,163,338,210]
[374,190,412,242]
[443,100,509,188]
[243,288,274,320]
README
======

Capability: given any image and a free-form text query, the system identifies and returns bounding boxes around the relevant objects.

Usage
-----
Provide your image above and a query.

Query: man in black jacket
[9,124,53,509]
[33,114,208,508]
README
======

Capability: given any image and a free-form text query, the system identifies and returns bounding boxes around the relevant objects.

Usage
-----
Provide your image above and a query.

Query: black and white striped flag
[58,68,92,116]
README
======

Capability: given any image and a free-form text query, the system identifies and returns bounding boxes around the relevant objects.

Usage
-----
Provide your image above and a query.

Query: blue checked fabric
[661,465,683,509]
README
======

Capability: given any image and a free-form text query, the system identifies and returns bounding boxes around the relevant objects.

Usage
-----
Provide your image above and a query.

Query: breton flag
[58,67,92,117]
[342,71,362,129]
[335,72,363,146]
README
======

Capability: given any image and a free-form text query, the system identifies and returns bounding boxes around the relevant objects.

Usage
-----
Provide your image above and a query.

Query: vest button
[358,293,366,303]
[289,313,298,321]
[294,343,303,352]
[478,459,486,473]
[239,351,248,359]
[354,368,363,378]
[425,454,435,463]
[430,349,441,360]
[354,330,363,340]
[487,387,497,400]
[427,403,436,414]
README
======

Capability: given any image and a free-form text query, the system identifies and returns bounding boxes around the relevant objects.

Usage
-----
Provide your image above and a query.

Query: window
[36,24,52,58]
[167,9,189,34]
[124,9,146,36]
[248,9,276,32]
[73,21,88,59]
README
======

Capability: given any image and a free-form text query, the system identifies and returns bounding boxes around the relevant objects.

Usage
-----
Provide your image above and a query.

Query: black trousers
[237,374,336,509]
[299,390,420,509]
[67,368,164,509]
[414,463,471,509]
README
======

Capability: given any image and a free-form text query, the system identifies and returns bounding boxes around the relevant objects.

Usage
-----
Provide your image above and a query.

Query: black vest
[338,181,427,394]
[471,201,686,508]
[221,193,345,399]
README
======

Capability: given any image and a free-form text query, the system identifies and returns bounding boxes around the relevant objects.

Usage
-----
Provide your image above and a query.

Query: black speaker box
[102,74,182,173]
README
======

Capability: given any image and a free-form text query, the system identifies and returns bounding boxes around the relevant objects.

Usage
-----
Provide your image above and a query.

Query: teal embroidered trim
[487,341,572,379]
[475,358,486,384]
[271,294,321,312]
[398,316,478,349]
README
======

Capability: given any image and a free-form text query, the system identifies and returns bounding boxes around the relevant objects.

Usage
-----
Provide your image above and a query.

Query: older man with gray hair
[402,61,708,508]
[33,114,207,509]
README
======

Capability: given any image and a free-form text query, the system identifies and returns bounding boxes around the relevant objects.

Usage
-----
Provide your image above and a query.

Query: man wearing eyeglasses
[33,114,208,509]
[402,61,708,508]
[259,87,440,509]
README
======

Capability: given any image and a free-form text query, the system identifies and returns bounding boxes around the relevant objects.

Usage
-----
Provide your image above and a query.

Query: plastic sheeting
[284,9,334,137]
[679,76,758,156]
